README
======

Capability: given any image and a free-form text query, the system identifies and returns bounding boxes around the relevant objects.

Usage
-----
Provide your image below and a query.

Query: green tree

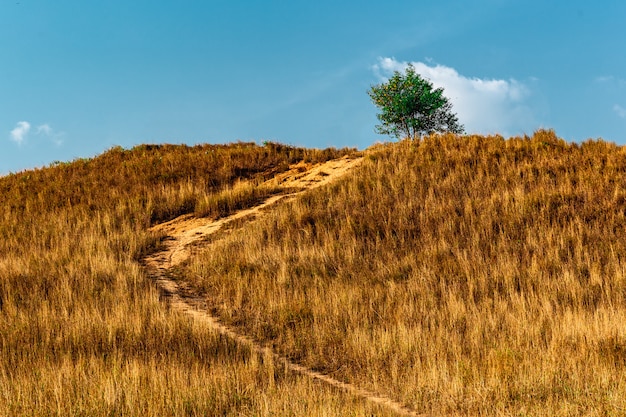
[368,64,464,139]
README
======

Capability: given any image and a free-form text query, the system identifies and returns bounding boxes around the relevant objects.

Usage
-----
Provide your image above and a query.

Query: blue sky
[2,1,625,174]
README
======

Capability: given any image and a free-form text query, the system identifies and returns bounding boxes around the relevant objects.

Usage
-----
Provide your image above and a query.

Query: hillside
[0,142,386,416]
[176,130,626,416]
[2,131,626,416]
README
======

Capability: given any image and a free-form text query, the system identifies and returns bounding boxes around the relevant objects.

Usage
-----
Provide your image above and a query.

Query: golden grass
[0,142,380,416]
[182,130,626,416]
[7,130,626,415]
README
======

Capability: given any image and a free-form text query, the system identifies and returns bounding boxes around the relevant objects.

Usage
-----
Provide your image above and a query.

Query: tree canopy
[368,64,464,139]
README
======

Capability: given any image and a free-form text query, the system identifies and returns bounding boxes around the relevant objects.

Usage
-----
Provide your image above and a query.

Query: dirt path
[142,156,428,417]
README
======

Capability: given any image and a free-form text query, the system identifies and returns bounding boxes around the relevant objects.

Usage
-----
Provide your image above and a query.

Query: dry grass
[0,142,381,416]
[182,130,626,416]
[6,130,626,416]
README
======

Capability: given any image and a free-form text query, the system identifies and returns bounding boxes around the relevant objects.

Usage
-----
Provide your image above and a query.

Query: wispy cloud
[10,121,31,144]
[595,76,626,88]
[614,104,626,119]
[37,124,53,135]
[372,57,536,136]
[9,121,64,146]
[36,123,65,145]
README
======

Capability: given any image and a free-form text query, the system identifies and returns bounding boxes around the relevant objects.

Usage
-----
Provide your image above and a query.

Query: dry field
[179,130,626,416]
[3,131,626,416]
[0,142,387,416]
[142,155,423,416]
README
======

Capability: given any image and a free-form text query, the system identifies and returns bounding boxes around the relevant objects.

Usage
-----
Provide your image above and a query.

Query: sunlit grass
[182,130,626,415]
[5,130,626,415]
[0,141,371,416]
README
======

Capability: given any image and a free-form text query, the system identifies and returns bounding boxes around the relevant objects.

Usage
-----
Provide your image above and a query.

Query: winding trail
[142,156,429,417]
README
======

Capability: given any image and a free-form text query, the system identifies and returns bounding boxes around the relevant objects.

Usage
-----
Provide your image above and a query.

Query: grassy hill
[179,130,626,415]
[0,142,380,416]
[2,131,626,415]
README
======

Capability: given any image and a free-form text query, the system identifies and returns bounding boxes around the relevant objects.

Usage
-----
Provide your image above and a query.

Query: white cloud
[8,121,64,146]
[37,124,53,135]
[372,57,536,136]
[36,123,64,145]
[10,121,31,144]
[614,104,626,119]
